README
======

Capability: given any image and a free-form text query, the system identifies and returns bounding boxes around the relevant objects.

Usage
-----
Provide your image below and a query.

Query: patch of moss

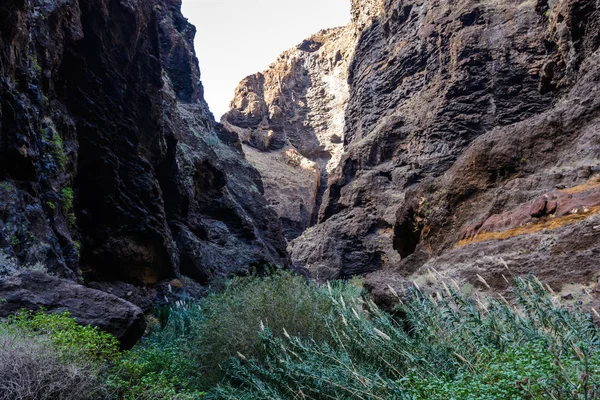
[49,130,67,171]
[61,187,76,226]
[61,187,73,212]
[73,240,82,260]
[28,54,42,75]
[0,181,14,192]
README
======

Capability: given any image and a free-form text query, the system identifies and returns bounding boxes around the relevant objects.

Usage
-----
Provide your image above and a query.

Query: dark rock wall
[0,0,286,289]
[289,0,600,288]
[2,0,599,318]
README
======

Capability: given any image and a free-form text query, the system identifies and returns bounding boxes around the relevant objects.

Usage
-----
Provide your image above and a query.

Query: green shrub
[0,311,118,400]
[114,272,361,394]
[8,310,120,363]
[108,302,206,399]
[109,345,206,399]
[210,277,600,399]
[195,272,360,387]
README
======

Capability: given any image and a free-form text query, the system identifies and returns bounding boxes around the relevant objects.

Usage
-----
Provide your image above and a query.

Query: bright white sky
[181,0,351,119]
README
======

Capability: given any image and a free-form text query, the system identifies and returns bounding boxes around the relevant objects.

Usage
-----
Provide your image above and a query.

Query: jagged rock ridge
[222,27,356,240]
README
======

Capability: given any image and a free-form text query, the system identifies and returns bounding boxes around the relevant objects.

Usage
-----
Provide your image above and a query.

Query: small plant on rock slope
[47,125,68,171]
[61,186,77,226]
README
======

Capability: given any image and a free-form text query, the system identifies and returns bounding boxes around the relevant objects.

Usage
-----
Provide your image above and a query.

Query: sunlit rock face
[297,0,600,296]
[0,0,287,296]
[227,0,600,302]
[223,27,357,240]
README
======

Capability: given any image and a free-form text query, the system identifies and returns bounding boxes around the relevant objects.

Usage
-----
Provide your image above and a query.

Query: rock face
[0,0,288,338]
[226,0,600,300]
[222,27,356,240]
[0,271,145,349]
[0,0,286,289]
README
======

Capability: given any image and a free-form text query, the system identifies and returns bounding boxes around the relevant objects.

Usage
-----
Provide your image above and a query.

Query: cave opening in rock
[393,207,422,259]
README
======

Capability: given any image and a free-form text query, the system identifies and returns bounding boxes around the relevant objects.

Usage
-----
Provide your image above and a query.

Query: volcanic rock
[0,271,145,349]
[222,27,356,240]
[0,0,287,289]
[225,0,600,307]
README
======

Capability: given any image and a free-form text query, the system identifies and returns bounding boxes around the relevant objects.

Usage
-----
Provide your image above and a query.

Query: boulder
[0,271,146,349]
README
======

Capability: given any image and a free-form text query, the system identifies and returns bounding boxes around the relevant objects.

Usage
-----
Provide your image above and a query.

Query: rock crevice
[223,26,357,240]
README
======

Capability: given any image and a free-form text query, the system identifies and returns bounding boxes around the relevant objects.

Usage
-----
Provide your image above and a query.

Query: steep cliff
[226,0,600,300]
[297,0,600,294]
[222,27,356,240]
[0,0,286,299]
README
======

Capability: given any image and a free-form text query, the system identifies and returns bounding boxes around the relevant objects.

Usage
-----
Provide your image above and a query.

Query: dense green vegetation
[0,310,118,400]
[110,272,358,398]
[2,272,600,399]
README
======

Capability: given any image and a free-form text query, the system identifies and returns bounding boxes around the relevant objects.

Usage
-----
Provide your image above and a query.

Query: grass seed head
[374,328,391,341]
[477,274,491,290]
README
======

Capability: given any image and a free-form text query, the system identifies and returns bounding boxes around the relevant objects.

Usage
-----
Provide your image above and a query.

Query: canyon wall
[222,27,356,240]
[0,0,286,304]
[1,0,599,335]
[228,0,600,300]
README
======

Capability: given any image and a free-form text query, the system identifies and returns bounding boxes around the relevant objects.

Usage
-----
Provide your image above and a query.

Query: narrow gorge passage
[1,0,599,328]
[0,0,599,397]
[221,26,355,241]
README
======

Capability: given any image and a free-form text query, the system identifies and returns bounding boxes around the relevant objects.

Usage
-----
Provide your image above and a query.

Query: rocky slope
[0,0,287,339]
[222,27,356,240]
[227,0,600,301]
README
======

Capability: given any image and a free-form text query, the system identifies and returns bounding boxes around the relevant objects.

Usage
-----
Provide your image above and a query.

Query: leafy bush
[210,277,600,400]
[196,272,360,387]
[0,311,118,400]
[8,310,120,363]
[112,271,360,395]
[108,302,206,399]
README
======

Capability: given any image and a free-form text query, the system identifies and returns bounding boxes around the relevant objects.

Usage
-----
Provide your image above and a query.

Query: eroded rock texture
[0,270,146,349]
[0,0,286,307]
[278,0,600,297]
[222,27,356,240]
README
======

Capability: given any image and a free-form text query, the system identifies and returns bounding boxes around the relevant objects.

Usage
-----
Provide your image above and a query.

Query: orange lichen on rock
[562,176,600,194]
[457,176,600,247]
[457,205,600,247]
